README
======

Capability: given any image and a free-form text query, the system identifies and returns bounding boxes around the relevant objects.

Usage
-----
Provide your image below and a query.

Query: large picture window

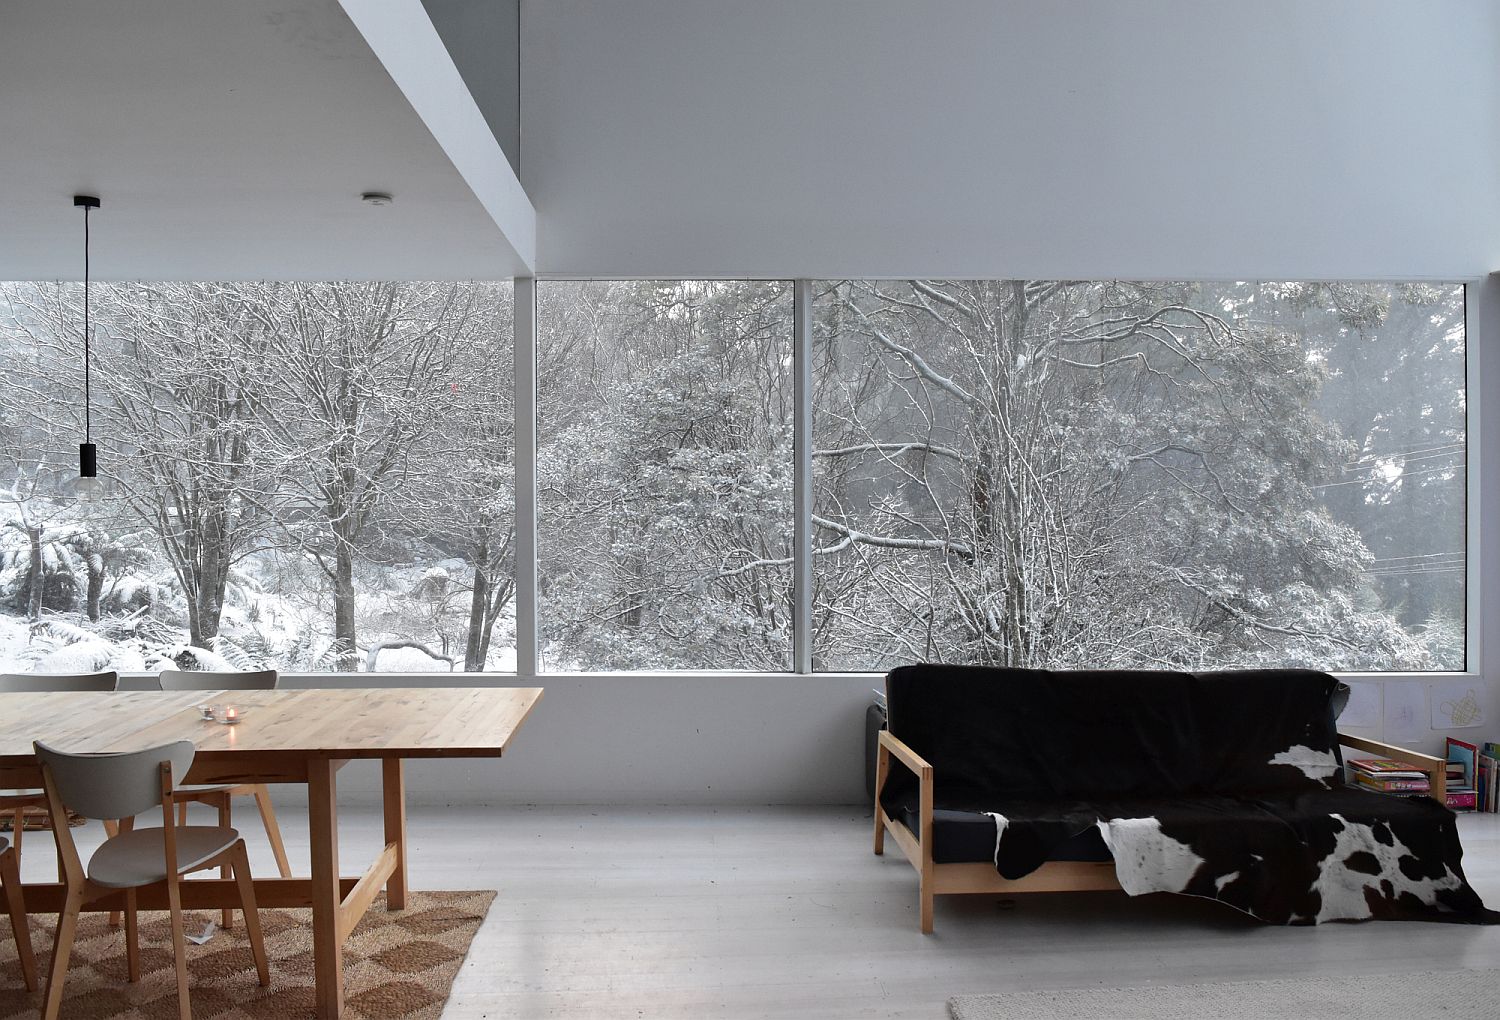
[0,278,1467,676]
[0,281,515,674]
[536,281,794,671]
[811,281,1466,672]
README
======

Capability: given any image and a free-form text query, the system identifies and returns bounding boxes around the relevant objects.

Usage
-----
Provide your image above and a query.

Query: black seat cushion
[895,806,1112,865]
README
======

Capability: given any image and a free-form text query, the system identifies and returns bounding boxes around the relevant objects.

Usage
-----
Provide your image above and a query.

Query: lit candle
[223,706,239,724]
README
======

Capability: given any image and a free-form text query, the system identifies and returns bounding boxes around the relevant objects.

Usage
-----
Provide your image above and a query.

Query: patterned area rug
[0,805,86,830]
[0,890,494,1019]
[948,969,1495,1019]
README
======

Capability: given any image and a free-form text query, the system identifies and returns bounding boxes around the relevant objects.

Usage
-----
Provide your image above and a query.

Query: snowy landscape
[0,279,1466,674]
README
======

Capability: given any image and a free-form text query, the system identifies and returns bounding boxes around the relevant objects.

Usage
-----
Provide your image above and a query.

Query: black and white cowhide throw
[883,665,1499,925]
[987,789,1495,923]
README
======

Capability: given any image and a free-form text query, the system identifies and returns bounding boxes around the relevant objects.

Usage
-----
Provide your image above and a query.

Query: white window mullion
[514,277,540,676]
[793,279,814,673]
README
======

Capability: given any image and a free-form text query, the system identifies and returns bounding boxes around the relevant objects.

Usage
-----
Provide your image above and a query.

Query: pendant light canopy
[74,194,103,503]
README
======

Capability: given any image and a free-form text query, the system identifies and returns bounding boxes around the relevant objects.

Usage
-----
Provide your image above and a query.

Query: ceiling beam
[340,0,536,273]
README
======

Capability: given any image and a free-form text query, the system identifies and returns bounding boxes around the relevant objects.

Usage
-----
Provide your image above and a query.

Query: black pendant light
[74,194,103,502]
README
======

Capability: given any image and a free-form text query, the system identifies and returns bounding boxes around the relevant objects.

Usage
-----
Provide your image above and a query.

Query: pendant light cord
[83,202,91,445]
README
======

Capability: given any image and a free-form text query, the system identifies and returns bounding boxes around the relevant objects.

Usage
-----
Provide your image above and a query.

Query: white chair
[157,669,292,929]
[1,833,38,992]
[0,672,120,873]
[34,738,270,1020]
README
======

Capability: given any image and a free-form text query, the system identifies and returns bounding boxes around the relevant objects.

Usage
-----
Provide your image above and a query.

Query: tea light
[199,704,217,721]
[222,706,241,725]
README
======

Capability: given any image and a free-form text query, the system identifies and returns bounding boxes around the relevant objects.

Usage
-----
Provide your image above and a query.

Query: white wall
[116,669,1497,808]
[519,0,1500,280]
[113,673,878,806]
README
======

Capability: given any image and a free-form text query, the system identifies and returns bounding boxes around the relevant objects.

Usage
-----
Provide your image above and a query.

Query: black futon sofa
[873,664,1497,932]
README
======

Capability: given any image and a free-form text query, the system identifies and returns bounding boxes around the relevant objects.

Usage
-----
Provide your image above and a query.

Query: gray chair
[34,739,270,1019]
[158,668,278,693]
[1,833,38,992]
[157,669,293,918]
[0,671,120,872]
[0,671,120,693]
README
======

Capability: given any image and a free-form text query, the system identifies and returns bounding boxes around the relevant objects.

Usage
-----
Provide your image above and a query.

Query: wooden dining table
[0,686,543,1017]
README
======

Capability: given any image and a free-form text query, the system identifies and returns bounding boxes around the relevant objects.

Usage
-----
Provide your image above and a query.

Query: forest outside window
[810,281,1466,673]
[536,280,794,671]
[0,281,516,674]
[0,278,1468,678]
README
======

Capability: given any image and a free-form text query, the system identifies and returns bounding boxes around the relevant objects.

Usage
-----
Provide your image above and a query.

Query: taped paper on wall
[1339,680,1380,729]
[1431,679,1486,729]
[1383,681,1427,745]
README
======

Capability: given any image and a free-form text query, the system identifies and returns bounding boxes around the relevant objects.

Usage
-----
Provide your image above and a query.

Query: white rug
[948,969,1493,1019]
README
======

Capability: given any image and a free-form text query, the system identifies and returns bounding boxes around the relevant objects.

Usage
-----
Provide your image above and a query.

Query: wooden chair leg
[919,881,934,935]
[124,887,140,982]
[11,807,22,855]
[107,816,134,928]
[178,801,189,827]
[1,845,37,992]
[165,872,192,1020]
[217,793,234,928]
[41,882,83,1019]
[230,841,271,986]
[253,785,293,879]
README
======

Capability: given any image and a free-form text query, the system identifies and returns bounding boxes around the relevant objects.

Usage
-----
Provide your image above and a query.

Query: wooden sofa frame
[873,728,1449,933]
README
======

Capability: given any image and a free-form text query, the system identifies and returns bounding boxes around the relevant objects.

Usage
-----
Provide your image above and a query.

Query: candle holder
[198,704,218,722]
[218,706,243,725]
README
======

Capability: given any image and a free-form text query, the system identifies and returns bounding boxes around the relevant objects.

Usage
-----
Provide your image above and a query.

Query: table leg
[308,758,343,1019]
[381,759,407,910]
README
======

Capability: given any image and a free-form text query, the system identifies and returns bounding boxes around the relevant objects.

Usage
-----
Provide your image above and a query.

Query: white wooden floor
[18,805,1500,1018]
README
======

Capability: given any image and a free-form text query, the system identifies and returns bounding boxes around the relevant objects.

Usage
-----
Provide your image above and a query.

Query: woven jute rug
[948,969,1495,1019]
[0,890,494,1019]
[0,805,86,830]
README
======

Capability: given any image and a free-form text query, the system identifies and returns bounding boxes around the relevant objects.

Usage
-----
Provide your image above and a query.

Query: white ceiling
[0,0,526,280]
[520,0,1500,280]
[2,0,1496,282]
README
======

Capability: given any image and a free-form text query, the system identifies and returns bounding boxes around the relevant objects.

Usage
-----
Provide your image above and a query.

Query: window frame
[513,277,1480,681]
[3,276,1475,682]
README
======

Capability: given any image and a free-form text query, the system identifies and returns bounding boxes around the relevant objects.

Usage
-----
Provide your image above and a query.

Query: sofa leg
[919,883,934,934]
[873,811,885,856]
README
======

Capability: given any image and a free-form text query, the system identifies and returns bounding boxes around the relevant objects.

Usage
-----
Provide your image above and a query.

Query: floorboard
[17,805,1500,1018]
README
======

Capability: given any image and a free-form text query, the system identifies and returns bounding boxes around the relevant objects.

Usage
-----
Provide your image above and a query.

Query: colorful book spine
[1484,744,1500,813]
[1444,790,1477,811]
[1479,753,1498,813]
[1347,758,1426,777]
[1352,773,1430,793]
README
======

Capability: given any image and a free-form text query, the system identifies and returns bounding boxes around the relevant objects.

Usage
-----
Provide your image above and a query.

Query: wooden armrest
[875,731,936,885]
[878,730,933,778]
[1338,732,1447,802]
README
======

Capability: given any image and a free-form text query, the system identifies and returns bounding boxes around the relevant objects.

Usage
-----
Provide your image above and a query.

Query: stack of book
[1346,758,1430,795]
[1475,741,1499,813]
[1446,738,1479,811]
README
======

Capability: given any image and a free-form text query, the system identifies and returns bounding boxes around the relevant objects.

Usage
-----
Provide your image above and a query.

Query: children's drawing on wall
[1431,680,1486,729]
[1383,681,1427,745]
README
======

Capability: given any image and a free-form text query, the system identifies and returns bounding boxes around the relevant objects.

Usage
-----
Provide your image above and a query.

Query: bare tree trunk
[85,565,104,622]
[332,539,358,671]
[464,554,490,672]
[25,526,42,620]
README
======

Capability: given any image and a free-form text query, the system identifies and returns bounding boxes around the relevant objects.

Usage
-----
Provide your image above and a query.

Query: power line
[1312,464,1466,489]
[1339,448,1464,473]
[1340,442,1464,468]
